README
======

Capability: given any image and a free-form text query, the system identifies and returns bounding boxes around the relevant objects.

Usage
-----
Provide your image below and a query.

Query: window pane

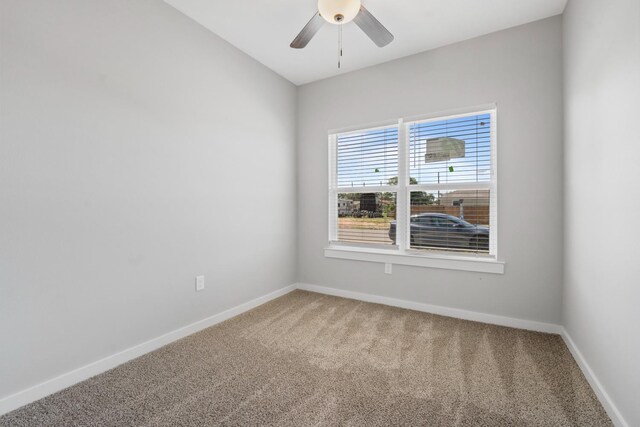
[335,192,396,245]
[337,126,398,188]
[409,190,490,254]
[409,113,491,185]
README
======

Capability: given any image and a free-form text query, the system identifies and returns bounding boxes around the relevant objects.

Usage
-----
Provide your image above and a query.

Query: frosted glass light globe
[318,0,362,25]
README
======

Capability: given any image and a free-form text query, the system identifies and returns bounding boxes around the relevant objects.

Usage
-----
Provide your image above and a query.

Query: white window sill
[324,245,505,274]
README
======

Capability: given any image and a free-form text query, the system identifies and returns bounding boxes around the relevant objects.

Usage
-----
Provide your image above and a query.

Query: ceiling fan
[290,0,394,49]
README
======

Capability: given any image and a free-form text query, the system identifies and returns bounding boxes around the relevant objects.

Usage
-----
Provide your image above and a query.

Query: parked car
[389,213,489,250]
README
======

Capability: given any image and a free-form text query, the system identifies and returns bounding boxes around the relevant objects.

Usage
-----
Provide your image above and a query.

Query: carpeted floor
[1,290,611,426]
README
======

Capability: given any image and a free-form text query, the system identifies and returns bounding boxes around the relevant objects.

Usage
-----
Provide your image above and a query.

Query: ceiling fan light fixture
[318,0,361,25]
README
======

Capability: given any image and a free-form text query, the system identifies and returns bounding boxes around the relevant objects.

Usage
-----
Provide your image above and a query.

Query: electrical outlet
[384,263,392,274]
[195,275,205,291]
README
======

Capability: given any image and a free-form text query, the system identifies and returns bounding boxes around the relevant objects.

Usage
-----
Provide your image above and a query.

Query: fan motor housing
[318,0,361,25]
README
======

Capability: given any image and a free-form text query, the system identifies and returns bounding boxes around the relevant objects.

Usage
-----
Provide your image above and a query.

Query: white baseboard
[0,284,296,416]
[560,328,628,427]
[295,283,562,334]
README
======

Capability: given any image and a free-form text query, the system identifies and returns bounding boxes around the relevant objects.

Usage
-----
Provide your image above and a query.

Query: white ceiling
[164,0,567,85]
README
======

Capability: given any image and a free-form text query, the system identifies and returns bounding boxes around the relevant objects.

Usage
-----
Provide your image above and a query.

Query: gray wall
[563,0,640,425]
[297,16,564,324]
[0,0,297,398]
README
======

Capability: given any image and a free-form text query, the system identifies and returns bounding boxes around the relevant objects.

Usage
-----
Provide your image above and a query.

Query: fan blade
[353,5,394,47]
[290,12,324,49]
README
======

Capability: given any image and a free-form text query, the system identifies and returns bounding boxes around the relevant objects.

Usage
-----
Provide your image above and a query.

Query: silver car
[389,213,489,250]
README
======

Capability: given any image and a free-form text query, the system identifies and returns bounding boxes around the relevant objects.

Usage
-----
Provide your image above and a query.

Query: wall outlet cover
[196,275,205,291]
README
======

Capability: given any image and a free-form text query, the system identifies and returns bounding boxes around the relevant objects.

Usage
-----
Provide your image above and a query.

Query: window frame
[326,104,504,274]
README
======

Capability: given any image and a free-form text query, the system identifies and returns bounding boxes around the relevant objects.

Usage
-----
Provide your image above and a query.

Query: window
[329,125,399,246]
[327,106,500,273]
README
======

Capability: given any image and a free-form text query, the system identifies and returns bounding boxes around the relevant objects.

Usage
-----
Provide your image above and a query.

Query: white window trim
[324,246,505,274]
[326,104,503,274]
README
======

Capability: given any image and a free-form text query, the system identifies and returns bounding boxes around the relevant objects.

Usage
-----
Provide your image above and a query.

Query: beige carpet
[1,290,611,426]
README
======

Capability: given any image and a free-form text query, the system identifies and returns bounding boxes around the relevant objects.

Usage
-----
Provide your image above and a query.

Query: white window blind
[329,125,399,246]
[336,126,398,188]
[329,107,497,258]
[406,111,496,255]
[408,113,492,185]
